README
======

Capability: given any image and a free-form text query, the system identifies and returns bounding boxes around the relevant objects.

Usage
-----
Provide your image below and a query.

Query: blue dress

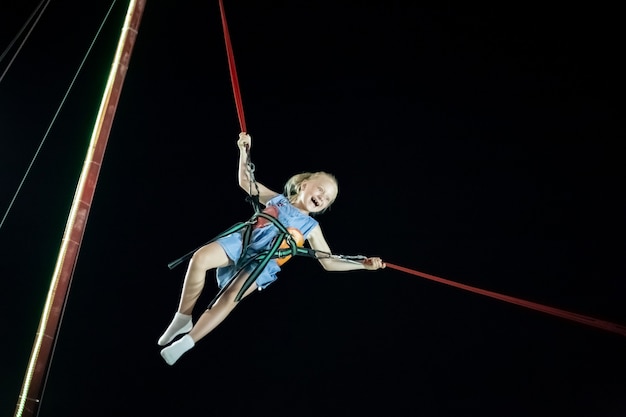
[215,194,319,290]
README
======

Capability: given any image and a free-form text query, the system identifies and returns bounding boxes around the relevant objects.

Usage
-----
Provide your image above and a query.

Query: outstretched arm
[307,225,386,271]
[237,132,279,204]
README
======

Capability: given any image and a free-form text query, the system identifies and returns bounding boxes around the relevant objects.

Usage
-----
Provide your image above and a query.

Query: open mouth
[311,197,321,208]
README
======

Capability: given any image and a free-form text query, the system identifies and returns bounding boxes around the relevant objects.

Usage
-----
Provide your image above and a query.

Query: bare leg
[188,273,258,342]
[178,242,231,314]
[158,242,230,346]
[160,272,258,365]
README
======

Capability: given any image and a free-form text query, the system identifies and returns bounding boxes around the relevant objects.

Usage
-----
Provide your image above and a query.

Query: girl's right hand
[237,132,251,150]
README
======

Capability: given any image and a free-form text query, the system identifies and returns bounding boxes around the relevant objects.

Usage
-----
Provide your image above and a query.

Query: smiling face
[293,174,338,214]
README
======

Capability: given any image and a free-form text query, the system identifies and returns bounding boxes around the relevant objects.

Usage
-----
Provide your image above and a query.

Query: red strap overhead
[218,0,246,133]
[385,262,626,337]
[215,0,624,339]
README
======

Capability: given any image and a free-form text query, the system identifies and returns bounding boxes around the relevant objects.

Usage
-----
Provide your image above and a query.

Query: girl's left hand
[363,257,386,270]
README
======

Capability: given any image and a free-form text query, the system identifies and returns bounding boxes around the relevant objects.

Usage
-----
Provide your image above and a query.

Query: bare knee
[190,242,230,271]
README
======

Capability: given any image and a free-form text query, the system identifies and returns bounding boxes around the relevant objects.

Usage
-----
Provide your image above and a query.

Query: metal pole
[14,1,146,416]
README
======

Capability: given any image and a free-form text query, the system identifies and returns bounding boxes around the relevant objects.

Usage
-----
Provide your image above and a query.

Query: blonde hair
[283,171,338,213]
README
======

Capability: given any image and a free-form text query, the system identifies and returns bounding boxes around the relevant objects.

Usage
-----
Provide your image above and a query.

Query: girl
[159,132,386,365]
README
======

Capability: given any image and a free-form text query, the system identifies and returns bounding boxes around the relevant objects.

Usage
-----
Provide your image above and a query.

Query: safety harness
[167,145,351,305]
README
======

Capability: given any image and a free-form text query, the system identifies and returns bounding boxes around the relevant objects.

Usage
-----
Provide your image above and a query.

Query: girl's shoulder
[267,194,289,206]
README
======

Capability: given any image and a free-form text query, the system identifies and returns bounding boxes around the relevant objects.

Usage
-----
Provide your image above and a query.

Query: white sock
[158,312,193,346]
[160,334,194,365]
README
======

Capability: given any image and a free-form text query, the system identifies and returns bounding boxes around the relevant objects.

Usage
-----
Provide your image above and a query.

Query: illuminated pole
[14,1,145,416]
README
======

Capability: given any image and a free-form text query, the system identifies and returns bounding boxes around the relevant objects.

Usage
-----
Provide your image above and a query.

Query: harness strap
[167,207,288,271]
[215,211,306,305]
[167,220,255,270]
[207,227,294,308]
[233,235,285,301]
[168,205,301,308]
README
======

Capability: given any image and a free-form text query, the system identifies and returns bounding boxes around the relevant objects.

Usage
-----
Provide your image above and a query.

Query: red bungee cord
[216,1,625,338]
[219,0,246,133]
[385,263,626,337]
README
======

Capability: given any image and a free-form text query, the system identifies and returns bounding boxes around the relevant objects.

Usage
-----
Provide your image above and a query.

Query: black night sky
[1,1,625,416]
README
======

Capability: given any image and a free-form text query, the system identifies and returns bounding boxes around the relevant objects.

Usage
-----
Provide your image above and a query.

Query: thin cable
[0,0,50,84]
[218,0,247,133]
[0,1,119,231]
[385,262,626,337]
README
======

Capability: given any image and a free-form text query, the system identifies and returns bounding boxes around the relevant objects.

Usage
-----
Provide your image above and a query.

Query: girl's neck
[293,202,309,215]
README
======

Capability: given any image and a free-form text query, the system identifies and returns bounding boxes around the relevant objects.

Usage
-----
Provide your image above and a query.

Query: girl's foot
[160,334,194,365]
[158,312,193,346]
